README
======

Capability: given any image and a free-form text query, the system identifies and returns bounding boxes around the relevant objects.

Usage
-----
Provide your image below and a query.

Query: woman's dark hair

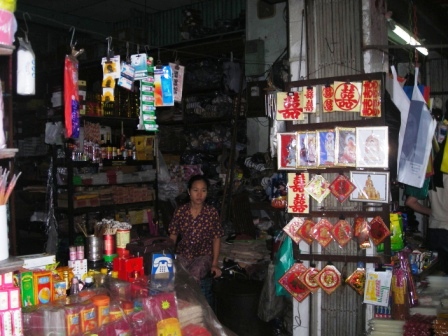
[187,174,210,190]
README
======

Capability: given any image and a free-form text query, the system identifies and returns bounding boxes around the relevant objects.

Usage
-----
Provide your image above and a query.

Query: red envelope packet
[310,219,333,248]
[296,219,315,245]
[345,268,366,295]
[329,174,356,203]
[330,219,353,247]
[304,175,330,203]
[278,263,310,303]
[369,216,390,246]
[299,266,321,293]
[283,217,304,244]
[316,264,341,294]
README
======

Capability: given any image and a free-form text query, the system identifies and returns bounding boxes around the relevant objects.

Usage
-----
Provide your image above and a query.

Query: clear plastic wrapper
[22,260,236,336]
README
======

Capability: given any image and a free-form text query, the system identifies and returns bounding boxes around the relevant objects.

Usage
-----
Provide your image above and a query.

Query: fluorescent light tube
[392,25,428,56]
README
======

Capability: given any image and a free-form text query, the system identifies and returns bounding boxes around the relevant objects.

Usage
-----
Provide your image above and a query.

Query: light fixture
[390,23,428,56]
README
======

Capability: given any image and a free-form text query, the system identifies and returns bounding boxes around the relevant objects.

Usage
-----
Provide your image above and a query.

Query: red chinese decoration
[296,219,315,245]
[316,264,341,294]
[303,87,316,113]
[361,80,381,117]
[369,216,391,246]
[334,82,361,112]
[330,219,353,247]
[329,174,356,203]
[287,173,309,214]
[310,219,334,248]
[322,85,334,113]
[276,91,303,120]
[278,263,310,302]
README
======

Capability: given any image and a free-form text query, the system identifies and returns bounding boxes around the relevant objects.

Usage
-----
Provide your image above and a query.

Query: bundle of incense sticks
[0,168,21,205]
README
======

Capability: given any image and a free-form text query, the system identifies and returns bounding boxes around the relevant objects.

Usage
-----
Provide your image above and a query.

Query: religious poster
[334,81,362,112]
[277,133,298,170]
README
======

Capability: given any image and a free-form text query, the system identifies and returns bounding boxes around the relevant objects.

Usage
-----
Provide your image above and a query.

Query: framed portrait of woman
[277,132,298,170]
[355,126,389,168]
[297,131,317,168]
[317,129,336,167]
[335,127,356,167]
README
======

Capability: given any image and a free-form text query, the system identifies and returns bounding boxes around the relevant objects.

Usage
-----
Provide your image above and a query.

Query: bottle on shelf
[70,276,80,296]
[100,134,107,161]
[63,270,70,296]
[106,132,113,160]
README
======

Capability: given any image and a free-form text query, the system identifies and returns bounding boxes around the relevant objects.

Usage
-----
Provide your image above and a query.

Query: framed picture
[317,129,336,167]
[335,127,356,167]
[297,131,317,168]
[349,171,389,203]
[355,126,389,168]
[277,132,298,170]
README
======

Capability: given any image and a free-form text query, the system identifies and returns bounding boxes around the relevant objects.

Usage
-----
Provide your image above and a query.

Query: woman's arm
[211,237,222,277]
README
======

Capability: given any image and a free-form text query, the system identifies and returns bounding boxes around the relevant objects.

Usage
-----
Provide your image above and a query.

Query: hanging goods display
[16,36,35,95]
[64,27,84,138]
[329,174,356,203]
[397,67,437,188]
[278,262,310,302]
[304,174,330,203]
[345,263,366,295]
[316,264,341,295]
[282,217,304,244]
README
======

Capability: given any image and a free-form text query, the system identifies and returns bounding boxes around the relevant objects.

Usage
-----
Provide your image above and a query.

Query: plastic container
[76,245,85,260]
[69,246,77,261]
[79,301,97,332]
[109,301,123,322]
[121,300,134,315]
[91,294,110,327]
[64,304,81,336]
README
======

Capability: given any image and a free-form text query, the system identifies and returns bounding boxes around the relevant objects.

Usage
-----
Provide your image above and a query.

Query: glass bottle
[63,270,70,296]
[70,276,80,296]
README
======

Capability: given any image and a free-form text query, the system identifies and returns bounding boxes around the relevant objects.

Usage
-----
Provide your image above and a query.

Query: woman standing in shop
[169,175,224,282]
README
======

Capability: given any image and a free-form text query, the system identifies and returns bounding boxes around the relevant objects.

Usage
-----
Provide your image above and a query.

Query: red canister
[103,234,115,255]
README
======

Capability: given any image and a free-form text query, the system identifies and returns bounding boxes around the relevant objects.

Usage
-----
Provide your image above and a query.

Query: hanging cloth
[16,37,35,95]
[397,67,437,188]
[64,55,80,138]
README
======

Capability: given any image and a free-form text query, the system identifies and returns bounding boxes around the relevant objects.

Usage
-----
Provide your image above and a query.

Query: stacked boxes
[68,259,88,280]
[0,272,23,335]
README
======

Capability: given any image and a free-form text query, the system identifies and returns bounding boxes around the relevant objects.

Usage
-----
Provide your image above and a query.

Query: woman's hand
[211,265,222,278]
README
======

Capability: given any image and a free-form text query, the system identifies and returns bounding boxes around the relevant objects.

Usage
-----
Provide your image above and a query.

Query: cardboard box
[131,135,155,161]
[68,259,88,280]
[18,271,35,307]
[33,271,53,305]
[17,254,56,269]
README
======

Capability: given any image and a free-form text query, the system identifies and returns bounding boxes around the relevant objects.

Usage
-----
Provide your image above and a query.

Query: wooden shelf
[0,256,23,274]
[0,148,18,159]
[0,44,14,56]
